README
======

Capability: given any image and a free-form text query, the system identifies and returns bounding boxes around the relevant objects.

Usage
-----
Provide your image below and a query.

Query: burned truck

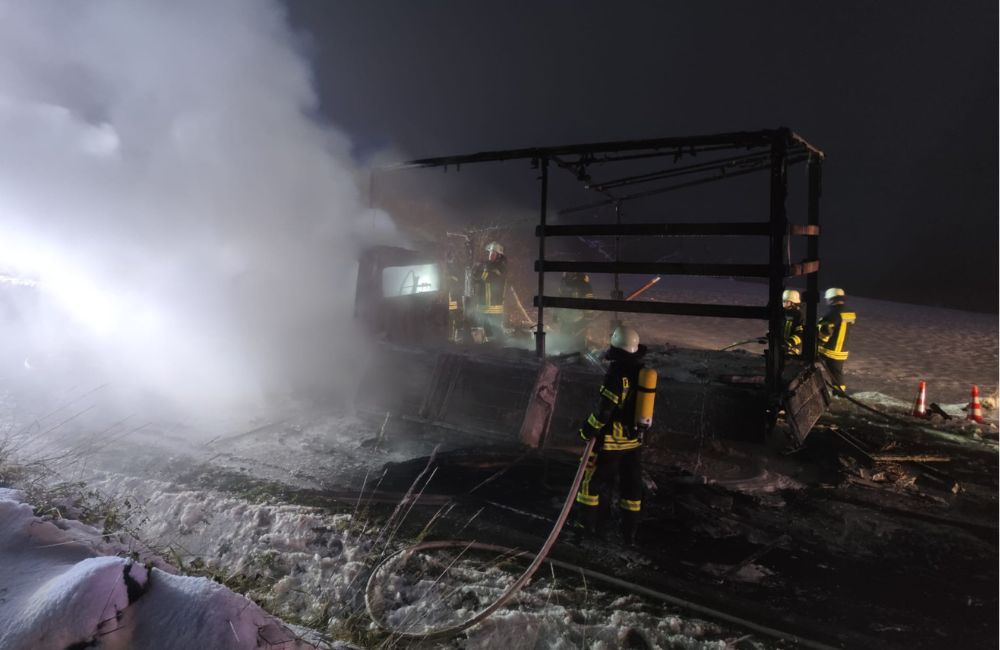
[355,129,830,451]
[354,245,451,345]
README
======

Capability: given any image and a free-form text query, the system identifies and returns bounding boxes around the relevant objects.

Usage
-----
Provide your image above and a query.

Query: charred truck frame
[373,128,827,442]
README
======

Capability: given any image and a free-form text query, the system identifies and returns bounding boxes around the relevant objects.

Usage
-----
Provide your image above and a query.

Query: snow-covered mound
[0,488,323,650]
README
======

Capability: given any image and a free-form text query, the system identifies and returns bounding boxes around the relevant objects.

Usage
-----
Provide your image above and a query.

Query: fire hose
[364,437,596,641]
[716,335,922,426]
[720,337,766,351]
[363,437,845,649]
[826,381,967,433]
[508,276,662,332]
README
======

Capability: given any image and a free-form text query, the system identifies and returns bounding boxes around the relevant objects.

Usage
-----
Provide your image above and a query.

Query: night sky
[286,1,998,313]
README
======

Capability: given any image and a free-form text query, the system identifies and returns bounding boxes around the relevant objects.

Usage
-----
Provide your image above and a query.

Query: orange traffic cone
[911,380,927,418]
[967,385,984,423]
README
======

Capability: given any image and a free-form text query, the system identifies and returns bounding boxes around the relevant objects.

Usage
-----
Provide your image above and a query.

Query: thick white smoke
[0,1,399,413]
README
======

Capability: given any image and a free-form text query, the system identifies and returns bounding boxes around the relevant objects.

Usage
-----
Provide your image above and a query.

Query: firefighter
[472,241,508,342]
[445,249,464,342]
[782,289,804,357]
[575,325,650,545]
[817,287,856,392]
[556,271,594,351]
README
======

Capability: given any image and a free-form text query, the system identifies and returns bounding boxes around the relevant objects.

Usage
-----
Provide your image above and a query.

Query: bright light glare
[0,229,127,335]
[382,263,440,297]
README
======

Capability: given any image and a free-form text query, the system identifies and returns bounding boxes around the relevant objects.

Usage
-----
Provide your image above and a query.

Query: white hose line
[364,437,596,641]
[364,435,847,650]
[368,535,845,650]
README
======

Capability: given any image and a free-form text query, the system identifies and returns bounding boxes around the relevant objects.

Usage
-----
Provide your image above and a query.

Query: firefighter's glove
[578,426,599,441]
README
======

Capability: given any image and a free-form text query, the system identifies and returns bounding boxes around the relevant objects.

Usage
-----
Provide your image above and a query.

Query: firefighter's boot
[594,501,612,541]
[579,506,600,537]
[620,509,640,547]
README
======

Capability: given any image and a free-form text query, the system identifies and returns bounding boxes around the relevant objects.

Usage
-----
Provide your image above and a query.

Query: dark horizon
[286,0,999,314]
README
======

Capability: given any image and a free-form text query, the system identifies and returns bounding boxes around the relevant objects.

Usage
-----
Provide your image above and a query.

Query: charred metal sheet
[783,364,830,445]
[363,343,778,448]
[545,364,770,448]
[518,361,561,448]
[355,345,440,416]
[388,349,543,440]
[419,353,464,421]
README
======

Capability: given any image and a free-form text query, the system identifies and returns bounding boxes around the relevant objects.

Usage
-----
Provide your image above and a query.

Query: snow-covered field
[1,281,996,648]
[626,277,998,404]
[2,408,769,649]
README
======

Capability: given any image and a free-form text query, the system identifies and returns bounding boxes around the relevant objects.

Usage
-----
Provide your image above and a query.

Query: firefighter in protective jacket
[472,241,508,341]
[575,325,651,545]
[556,271,594,351]
[781,289,804,357]
[818,287,856,392]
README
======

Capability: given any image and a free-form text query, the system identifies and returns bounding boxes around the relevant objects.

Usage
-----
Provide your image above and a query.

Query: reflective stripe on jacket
[783,307,804,356]
[474,258,507,314]
[580,348,645,451]
[818,303,856,361]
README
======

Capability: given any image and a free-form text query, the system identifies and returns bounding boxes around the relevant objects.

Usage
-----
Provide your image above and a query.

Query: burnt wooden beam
[786,260,821,277]
[534,295,769,320]
[871,454,951,463]
[537,223,770,237]
[535,259,820,278]
[789,224,820,236]
[535,223,819,237]
[535,260,772,277]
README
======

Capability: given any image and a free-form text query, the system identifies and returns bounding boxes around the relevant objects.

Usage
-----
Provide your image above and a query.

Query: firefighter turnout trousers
[576,444,642,543]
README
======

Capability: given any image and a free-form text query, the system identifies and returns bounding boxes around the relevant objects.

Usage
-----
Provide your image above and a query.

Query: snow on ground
[0,488,328,650]
[1,282,996,648]
[78,471,759,648]
[85,471,369,628]
[3,399,765,650]
[618,277,998,404]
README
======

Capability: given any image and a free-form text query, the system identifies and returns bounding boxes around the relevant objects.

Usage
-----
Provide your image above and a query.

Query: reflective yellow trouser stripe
[602,439,641,451]
[620,498,642,512]
[575,451,599,506]
[602,421,641,451]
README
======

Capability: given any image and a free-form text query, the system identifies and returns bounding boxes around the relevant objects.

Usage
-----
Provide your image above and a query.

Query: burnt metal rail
[386,129,788,170]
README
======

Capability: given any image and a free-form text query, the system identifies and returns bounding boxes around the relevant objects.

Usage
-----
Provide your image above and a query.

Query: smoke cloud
[0,1,399,413]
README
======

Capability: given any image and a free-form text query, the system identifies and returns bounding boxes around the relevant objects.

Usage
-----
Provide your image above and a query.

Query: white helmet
[782,289,801,305]
[610,325,640,353]
[485,241,504,256]
[824,287,846,302]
